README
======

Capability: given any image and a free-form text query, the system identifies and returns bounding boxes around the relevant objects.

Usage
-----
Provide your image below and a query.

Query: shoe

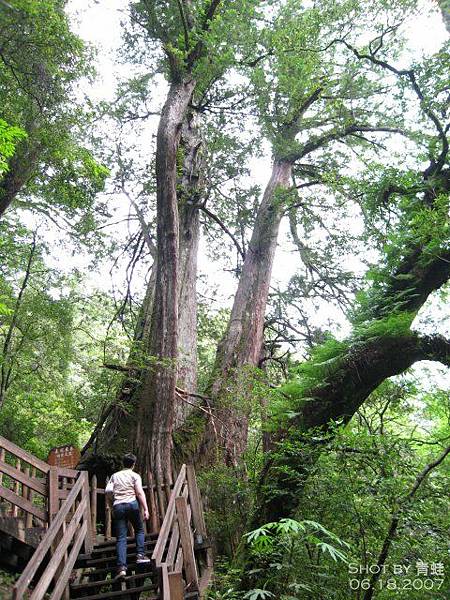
[136,554,151,564]
[115,568,127,579]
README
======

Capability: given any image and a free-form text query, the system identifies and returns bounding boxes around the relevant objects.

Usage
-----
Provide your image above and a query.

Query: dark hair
[123,453,137,468]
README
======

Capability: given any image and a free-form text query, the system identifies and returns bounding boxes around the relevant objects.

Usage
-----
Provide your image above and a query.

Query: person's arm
[135,475,149,520]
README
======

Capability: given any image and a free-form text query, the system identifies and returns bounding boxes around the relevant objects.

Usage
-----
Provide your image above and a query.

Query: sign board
[47,445,80,469]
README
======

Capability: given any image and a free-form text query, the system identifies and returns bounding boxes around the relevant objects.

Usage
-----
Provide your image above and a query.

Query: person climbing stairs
[0,435,212,599]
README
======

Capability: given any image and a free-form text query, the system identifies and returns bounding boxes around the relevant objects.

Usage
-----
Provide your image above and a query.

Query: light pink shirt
[106,469,142,506]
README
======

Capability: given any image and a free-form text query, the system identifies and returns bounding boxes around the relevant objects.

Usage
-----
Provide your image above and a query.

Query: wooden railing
[153,464,211,599]
[0,435,211,599]
[12,470,94,600]
[0,436,79,539]
[0,435,51,528]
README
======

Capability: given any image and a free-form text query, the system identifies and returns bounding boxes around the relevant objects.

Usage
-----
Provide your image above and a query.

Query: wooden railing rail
[153,464,209,599]
[0,436,78,529]
[0,435,51,526]
[0,436,50,475]
[12,470,94,600]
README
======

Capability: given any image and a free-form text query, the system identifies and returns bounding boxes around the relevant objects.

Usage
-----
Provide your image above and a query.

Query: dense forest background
[0,0,449,598]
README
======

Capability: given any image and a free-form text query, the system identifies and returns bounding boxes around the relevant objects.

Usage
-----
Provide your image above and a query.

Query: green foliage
[208,517,349,598]
[0,0,108,230]
[0,223,130,457]
[198,464,253,557]
[291,381,450,599]
[0,119,27,174]
[245,518,349,561]
[268,311,415,429]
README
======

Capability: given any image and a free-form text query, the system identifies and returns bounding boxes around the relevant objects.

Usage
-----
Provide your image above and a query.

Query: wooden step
[94,533,158,549]
[71,571,157,593]
[76,550,154,569]
[70,583,158,600]
[78,538,156,560]
[73,560,154,580]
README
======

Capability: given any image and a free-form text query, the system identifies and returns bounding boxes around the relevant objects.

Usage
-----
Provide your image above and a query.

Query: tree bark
[80,106,203,475]
[258,332,450,523]
[199,159,293,465]
[175,110,203,426]
[253,152,450,523]
[134,79,195,508]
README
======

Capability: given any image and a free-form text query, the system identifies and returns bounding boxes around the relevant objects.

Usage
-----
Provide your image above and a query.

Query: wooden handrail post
[161,564,170,600]
[82,472,94,553]
[186,465,207,541]
[48,467,59,522]
[24,466,33,528]
[175,496,199,591]
[105,503,112,540]
[0,447,4,486]
[90,474,97,542]
[168,570,184,600]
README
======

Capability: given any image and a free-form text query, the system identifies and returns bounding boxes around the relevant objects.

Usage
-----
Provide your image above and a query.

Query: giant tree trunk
[199,159,293,465]
[175,110,203,426]
[80,97,202,493]
[134,79,195,506]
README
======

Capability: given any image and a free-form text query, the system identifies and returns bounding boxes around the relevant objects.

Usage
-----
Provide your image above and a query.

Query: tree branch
[338,39,449,177]
[200,204,246,260]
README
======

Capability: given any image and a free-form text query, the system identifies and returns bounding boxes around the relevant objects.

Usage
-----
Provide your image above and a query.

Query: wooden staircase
[70,534,160,599]
[0,436,212,599]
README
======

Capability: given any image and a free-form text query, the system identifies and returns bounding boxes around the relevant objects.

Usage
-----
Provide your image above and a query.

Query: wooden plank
[175,546,183,573]
[12,458,21,517]
[0,435,50,473]
[82,472,94,553]
[90,474,97,540]
[149,486,159,533]
[165,521,180,569]
[0,460,46,495]
[161,564,170,600]
[28,498,87,600]
[48,467,59,522]
[168,570,184,600]
[105,503,112,540]
[0,484,47,521]
[12,474,84,597]
[186,465,207,539]
[152,464,186,564]
[175,496,199,591]
[24,466,32,528]
[48,521,87,600]
[57,467,79,478]
[22,465,29,501]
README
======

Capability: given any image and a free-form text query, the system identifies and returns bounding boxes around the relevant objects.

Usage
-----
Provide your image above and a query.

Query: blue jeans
[113,500,145,568]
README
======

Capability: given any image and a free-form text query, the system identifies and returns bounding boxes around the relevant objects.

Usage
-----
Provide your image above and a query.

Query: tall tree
[0,0,108,226]
[197,0,422,465]
[255,39,450,522]
[81,0,259,509]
